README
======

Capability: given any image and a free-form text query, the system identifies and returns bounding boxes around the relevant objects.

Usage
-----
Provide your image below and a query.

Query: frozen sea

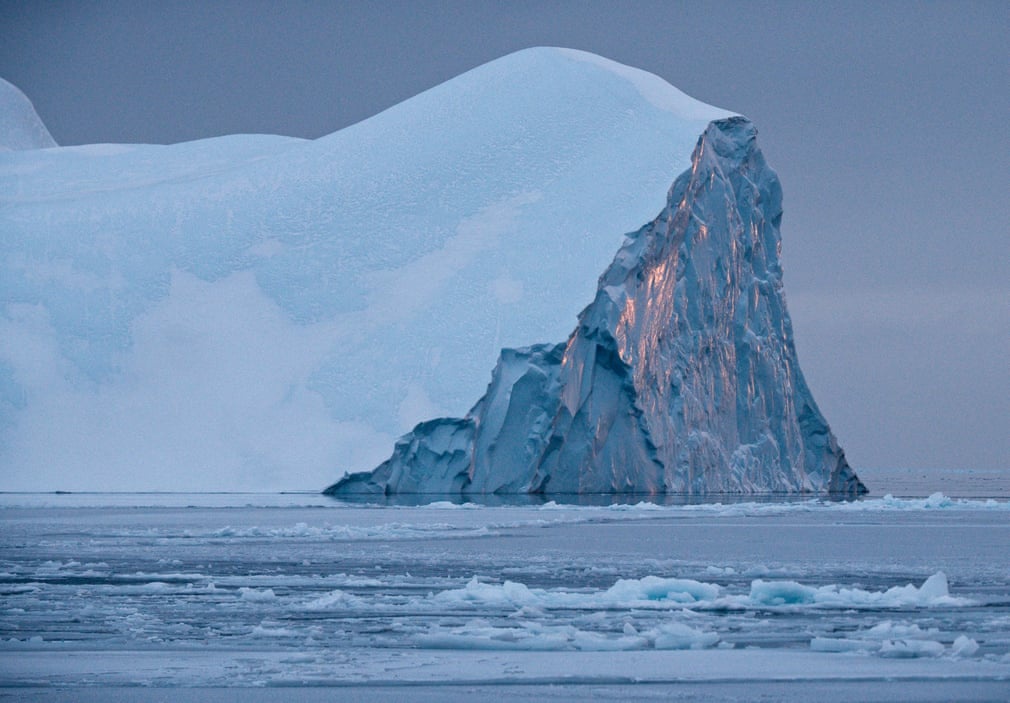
[1,467,1008,702]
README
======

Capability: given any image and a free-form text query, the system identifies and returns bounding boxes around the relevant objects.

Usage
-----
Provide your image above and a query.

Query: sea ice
[0,499,1007,694]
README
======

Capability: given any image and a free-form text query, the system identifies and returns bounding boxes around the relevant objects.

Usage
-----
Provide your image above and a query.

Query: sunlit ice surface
[1,472,1009,700]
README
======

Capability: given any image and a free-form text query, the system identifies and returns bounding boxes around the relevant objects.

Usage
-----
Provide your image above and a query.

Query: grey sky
[1,0,1007,472]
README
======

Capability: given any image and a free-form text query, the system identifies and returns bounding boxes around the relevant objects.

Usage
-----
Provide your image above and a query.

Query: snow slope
[0,48,733,491]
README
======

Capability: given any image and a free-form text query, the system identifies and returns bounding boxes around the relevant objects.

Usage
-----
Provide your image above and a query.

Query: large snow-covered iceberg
[0,49,736,491]
[327,118,866,498]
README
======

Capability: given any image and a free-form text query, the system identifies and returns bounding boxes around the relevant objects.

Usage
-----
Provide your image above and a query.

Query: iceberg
[328,118,866,498]
[0,78,56,151]
[0,49,734,491]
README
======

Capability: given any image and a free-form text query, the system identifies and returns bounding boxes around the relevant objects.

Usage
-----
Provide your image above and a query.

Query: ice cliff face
[328,118,866,498]
[0,78,56,151]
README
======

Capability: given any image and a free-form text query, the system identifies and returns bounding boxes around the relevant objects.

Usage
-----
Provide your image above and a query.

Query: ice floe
[421,572,971,613]
[414,619,720,651]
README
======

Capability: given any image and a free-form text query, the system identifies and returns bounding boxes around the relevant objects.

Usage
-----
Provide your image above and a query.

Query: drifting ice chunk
[878,639,945,658]
[652,623,720,650]
[238,587,276,602]
[917,571,950,600]
[749,571,965,608]
[951,635,980,657]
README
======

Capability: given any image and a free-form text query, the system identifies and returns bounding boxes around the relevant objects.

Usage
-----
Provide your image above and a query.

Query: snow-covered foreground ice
[1,493,1008,699]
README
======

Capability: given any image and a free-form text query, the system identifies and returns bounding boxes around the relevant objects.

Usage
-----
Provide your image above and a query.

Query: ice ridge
[327,117,866,498]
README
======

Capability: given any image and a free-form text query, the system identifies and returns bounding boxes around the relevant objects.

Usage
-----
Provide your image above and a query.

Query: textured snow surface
[1,496,1008,693]
[330,118,863,497]
[0,78,56,151]
[0,48,733,491]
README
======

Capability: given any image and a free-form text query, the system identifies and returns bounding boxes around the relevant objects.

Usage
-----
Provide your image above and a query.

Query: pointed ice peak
[0,77,57,151]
